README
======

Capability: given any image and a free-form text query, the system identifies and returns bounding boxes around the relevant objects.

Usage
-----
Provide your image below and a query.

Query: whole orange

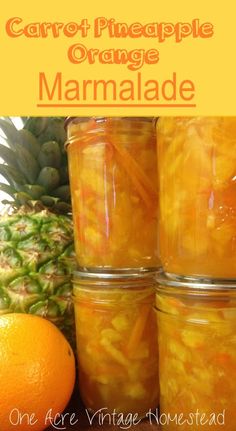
[0,313,76,431]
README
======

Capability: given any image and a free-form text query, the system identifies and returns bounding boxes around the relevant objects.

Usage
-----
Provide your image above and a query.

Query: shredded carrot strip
[125,305,150,358]
[107,138,158,208]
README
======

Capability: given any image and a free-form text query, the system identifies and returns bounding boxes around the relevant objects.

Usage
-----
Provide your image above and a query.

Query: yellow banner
[0,0,234,115]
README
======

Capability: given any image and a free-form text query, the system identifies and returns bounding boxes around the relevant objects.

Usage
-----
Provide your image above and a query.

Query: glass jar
[73,271,159,416]
[156,273,236,430]
[66,117,159,271]
[157,117,236,280]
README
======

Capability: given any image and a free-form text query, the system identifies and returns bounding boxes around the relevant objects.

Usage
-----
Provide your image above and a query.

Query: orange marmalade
[156,274,236,430]
[157,117,236,279]
[66,117,159,270]
[73,272,159,416]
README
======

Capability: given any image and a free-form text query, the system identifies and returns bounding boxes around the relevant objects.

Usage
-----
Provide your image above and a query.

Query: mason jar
[73,271,159,416]
[156,117,236,280]
[66,117,159,271]
[156,273,236,430]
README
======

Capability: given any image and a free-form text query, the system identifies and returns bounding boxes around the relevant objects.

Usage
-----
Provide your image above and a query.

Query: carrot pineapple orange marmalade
[156,286,236,430]
[157,117,236,279]
[67,118,159,270]
[74,284,159,415]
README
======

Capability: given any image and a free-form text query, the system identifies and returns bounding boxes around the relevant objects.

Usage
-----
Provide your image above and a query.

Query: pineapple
[0,117,76,346]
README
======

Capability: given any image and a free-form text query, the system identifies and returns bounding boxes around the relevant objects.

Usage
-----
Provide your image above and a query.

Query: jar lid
[64,116,155,129]
[74,268,159,281]
[156,272,236,293]
[64,117,103,129]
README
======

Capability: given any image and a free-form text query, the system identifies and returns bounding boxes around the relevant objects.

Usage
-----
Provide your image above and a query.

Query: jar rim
[64,116,155,129]
[73,268,159,281]
[155,272,236,292]
[73,270,158,291]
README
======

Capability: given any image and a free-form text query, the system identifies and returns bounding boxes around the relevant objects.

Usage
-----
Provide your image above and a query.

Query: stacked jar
[156,117,236,430]
[65,117,160,417]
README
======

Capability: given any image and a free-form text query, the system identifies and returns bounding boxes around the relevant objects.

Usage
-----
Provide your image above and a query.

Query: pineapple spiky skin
[0,117,76,347]
[0,210,76,344]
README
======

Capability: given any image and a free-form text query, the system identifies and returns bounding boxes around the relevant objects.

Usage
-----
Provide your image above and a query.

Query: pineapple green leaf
[38,141,62,169]
[24,117,66,146]
[23,117,48,137]
[37,167,60,191]
[40,195,58,207]
[0,118,19,144]
[18,129,41,158]
[0,117,71,211]
[0,164,26,188]
[59,165,69,185]
[37,118,66,145]
[0,182,16,199]
[15,145,40,183]
[14,192,33,204]
[53,185,71,202]
[0,144,18,169]
[22,184,46,199]
[1,199,17,207]
[53,202,71,214]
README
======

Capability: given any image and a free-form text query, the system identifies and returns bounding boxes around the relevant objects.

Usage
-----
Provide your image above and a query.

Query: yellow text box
[0,0,234,116]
